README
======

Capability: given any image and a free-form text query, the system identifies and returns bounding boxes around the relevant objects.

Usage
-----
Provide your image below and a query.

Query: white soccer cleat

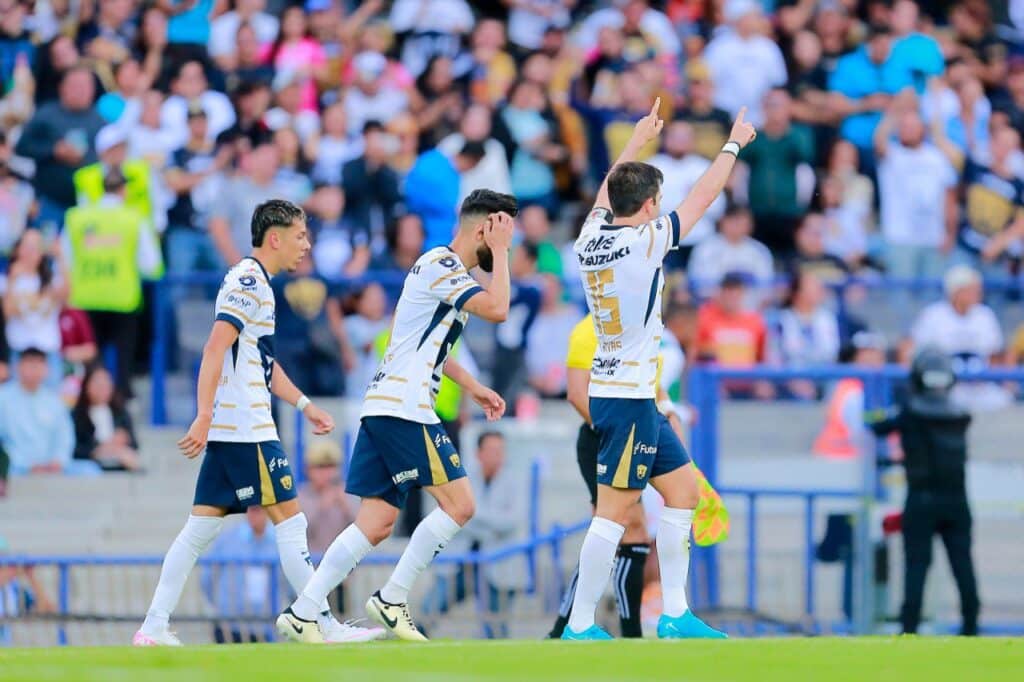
[322,617,387,644]
[132,629,183,646]
[366,591,428,642]
[276,608,325,644]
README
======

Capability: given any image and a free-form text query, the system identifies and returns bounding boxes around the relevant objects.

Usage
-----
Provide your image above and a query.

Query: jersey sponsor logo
[592,357,621,376]
[434,432,452,448]
[634,442,657,456]
[268,457,288,473]
[588,208,612,223]
[637,464,648,479]
[601,341,622,353]
[597,464,608,476]
[236,486,255,500]
[580,234,618,253]
[226,293,255,309]
[449,454,461,468]
[280,475,293,491]
[578,247,632,267]
[392,468,419,485]
[438,256,459,270]
[411,265,421,274]
[239,275,258,288]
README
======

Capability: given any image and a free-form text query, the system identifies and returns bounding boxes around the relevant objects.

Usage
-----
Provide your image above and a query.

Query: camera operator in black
[867,347,979,636]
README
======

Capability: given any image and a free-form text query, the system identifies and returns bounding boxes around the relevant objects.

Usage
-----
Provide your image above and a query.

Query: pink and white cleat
[132,629,183,646]
[322,618,386,644]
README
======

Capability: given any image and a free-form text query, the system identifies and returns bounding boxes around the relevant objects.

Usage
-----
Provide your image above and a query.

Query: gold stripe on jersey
[211,424,237,430]
[612,424,636,488]
[646,223,656,258]
[418,403,432,410]
[385,376,408,383]
[366,395,403,403]
[226,289,270,307]
[429,268,468,289]
[438,319,453,328]
[248,360,261,366]
[254,423,276,429]
[250,402,270,409]
[220,305,274,328]
[622,361,640,367]
[429,252,454,264]
[649,358,659,363]
[219,403,237,409]
[243,338,258,346]
[591,378,640,388]
[257,444,276,505]
[422,426,448,485]
[248,381,265,387]
[445,282,476,304]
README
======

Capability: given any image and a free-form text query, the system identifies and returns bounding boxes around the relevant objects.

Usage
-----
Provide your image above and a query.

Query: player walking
[277,190,516,643]
[133,200,382,646]
[561,101,755,640]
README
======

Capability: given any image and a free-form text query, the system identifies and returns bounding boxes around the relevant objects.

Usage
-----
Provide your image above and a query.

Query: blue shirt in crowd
[829,47,913,151]
[0,381,74,473]
[404,149,461,250]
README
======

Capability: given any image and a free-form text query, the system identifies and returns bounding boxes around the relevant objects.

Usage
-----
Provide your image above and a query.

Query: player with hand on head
[277,189,517,644]
[134,200,384,646]
[562,101,756,640]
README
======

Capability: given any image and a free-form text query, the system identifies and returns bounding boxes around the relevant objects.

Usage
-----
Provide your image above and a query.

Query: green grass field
[2,638,1022,682]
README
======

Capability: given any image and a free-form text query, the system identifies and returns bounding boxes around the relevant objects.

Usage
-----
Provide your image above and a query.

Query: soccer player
[133,200,382,646]
[277,190,516,643]
[561,100,756,640]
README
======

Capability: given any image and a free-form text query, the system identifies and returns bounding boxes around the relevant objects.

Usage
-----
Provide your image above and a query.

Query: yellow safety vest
[373,328,462,421]
[73,161,164,278]
[65,204,143,313]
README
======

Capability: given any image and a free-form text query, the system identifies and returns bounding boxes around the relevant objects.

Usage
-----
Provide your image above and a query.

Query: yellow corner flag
[692,465,729,546]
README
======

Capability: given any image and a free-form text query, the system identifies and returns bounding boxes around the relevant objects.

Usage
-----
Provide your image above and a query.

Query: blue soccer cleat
[561,624,614,641]
[657,611,728,639]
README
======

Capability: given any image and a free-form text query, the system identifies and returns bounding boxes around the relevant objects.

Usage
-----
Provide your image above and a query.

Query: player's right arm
[178,320,239,458]
[592,98,665,215]
[566,367,591,425]
[460,212,515,323]
[565,316,598,425]
[670,108,758,245]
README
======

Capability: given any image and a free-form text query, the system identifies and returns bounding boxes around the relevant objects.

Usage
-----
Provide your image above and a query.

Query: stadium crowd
[4,0,1024,487]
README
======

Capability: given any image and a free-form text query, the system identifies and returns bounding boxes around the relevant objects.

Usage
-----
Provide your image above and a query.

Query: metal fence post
[150,279,169,426]
[852,371,886,634]
[688,366,720,609]
[57,562,69,646]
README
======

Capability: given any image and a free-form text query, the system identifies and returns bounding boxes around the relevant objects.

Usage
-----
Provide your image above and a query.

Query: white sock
[379,509,461,605]
[658,506,694,618]
[567,516,624,633]
[141,515,224,635]
[274,513,332,625]
[292,524,372,621]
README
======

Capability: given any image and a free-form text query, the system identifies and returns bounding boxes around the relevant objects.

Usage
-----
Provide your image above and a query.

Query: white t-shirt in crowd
[0,272,63,353]
[208,11,279,58]
[509,0,571,49]
[161,92,236,151]
[647,152,725,245]
[704,31,787,126]
[688,234,775,293]
[773,307,840,367]
[438,133,512,204]
[878,142,958,247]
[822,205,869,262]
[343,87,410,136]
[311,135,364,186]
[574,7,681,55]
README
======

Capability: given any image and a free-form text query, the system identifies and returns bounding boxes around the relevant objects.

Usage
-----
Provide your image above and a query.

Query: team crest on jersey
[239,275,257,288]
[280,475,293,491]
[636,464,648,479]
[449,454,461,468]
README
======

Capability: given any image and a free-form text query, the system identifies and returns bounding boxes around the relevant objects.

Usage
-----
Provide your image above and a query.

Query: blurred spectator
[64,169,162,396]
[310,186,370,279]
[909,265,1009,412]
[273,251,349,397]
[575,0,680,59]
[787,29,835,160]
[771,271,840,399]
[134,5,170,94]
[689,206,774,298]
[125,90,179,172]
[96,57,148,128]
[949,0,1007,92]
[297,439,356,556]
[648,120,726,258]
[370,213,425,275]
[209,0,279,69]
[469,17,516,105]
[77,0,137,63]
[72,364,141,471]
[875,99,958,284]
[15,65,105,230]
[992,55,1024,133]
[519,205,561,276]
[343,282,391,397]
[816,174,869,270]
[164,102,230,279]
[387,111,422,175]
[743,88,815,255]
[889,0,944,94]
[1,230,67,382]
[0,131,34,255]
[343,51,411,135]
[200,506,276,643]
[160,60,236,150]
[525,274,575,399]
[341,122,403,245]
[824,138,874,220]
[439,103,513,203]
[164,0,215,49]
[508,1,572,54]
[493,241,541,408]
[696,273,772,399]
[271,127,314,205]
[705,0,787,127]
[307,101,363,186]
[217,80,273,149]
[389,0,474,78]
[31,35,80,106]
[0,348,98,476]
[501,79,565,214]
[265,71,320,143]
[0,307,8,384]
[412,55,467,151]
[220,24,276,93]
[0,1,34,87]
[0,537,57,641]
[58,307,99,402]
[675,60,732,161]
[788,212,852,286]
[74,125,161,234]
[209,143,288,265]
[404,140,485,248]
[265,6,327,114]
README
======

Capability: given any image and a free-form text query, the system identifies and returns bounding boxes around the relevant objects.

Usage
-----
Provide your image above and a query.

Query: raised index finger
[736,106,747,125]
[650,96,661,118]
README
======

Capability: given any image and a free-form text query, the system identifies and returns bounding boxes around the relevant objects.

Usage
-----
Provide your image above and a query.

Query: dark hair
[477,430,505,448]
[386,212,425,252]
[457,140,487,163]
[362,120,385,135]
[9,230,54,289]
[459,189,518,221]
[18,347,47,361]
[73,362,126,420]
[269,6,310,64]
[721,203,751,221]
[784,268,814,308]
[415,55,455,97]
[664,301,697,323]
[607,162,663,217]
[519,239,540,262]
[251,199,305,246]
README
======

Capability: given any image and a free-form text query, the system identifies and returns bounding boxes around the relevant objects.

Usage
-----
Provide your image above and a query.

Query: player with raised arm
[562,100,756,640]
[277,190,517,644]
[133,200,383,646]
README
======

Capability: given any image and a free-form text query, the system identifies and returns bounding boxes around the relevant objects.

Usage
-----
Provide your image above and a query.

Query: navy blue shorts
[346,416,466,509]
[590,397,690,490]
[193,440,297,513]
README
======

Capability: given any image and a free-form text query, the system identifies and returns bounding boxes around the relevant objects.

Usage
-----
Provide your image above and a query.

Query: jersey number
[585,270,622,336]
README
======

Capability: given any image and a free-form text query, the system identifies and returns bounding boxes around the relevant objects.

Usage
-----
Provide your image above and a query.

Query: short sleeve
[215,269,271,332]
[566,317,598,369]
[579,207,613,241]
[638,213,681,262]
[419,252,484,312]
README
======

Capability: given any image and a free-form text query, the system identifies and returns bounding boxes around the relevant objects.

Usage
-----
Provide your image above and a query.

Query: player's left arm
[270,363,335,435]
[670,108,757,247]
[179,320,239,458]
[444,357,506,421]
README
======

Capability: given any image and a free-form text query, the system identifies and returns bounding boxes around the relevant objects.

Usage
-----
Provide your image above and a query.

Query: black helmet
[910,346,956,397]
